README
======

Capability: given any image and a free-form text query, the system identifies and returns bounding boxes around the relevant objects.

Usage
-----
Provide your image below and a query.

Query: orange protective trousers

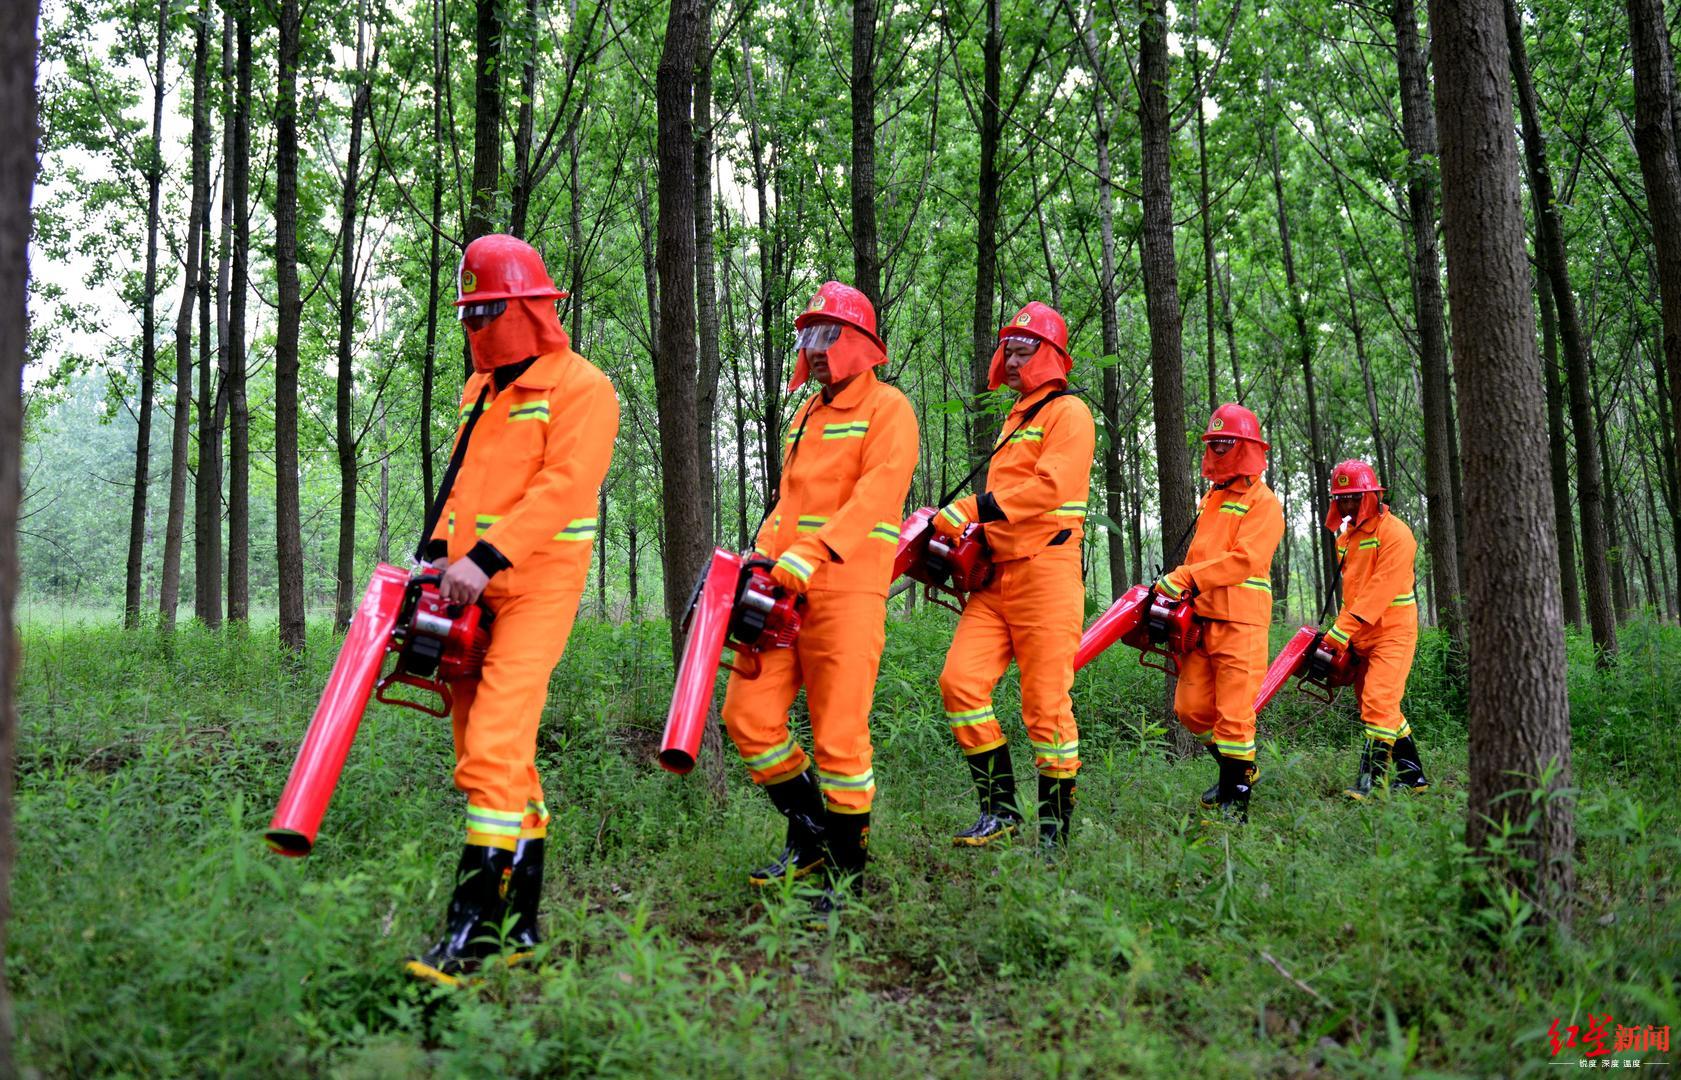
[449,588,582,849]
[1173,618,1266,761]
[722,590,885,814]
[1352,621,1417,744]
[938,543,1083,777]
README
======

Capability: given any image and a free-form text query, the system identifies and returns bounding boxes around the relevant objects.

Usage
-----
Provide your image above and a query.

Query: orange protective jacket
[754,369,920,595]
[1326,510,1418,648]
[431,345,620,598]
[1160,476,1284,625]
[975,387,1096,561]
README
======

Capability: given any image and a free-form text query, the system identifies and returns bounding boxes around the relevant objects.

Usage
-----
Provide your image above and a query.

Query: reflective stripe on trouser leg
[1201,618,1265,762]
[1172,643,1217,745]
[1005,545,1083,778]
[451,589,582,848]
[1354,623,1418,745]
[938,585,1012,756]
[722,641,811,784]
[801,591,887,814]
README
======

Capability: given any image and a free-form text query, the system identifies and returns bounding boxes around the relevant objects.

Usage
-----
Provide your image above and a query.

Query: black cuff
[977,492,1007,523]
[422,539,448,562]
[466,540,511,577]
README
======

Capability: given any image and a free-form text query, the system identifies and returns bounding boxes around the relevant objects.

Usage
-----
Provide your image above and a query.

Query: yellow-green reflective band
[1359,538,1381,550]
[1030,740,1079,759]
[1158,577,1186,599]
[818,769,875,790]
[822,421,870,440]
[507,399,551,423]
[447,511,456,530]
[1051,502,1087,517]
[1238,578,1272,591]
[946,705,995,727]
[796,515,829,534]
[475,514,503,536]
[869,522,900,543]
[741,735,799,770]
[1390,593,1417,606]
[555,517,598,541]
[1326,625,1351,645]
[1362,722,1403,738]
[938,505,968,528]
[1214,740,1256,755]
[1006,426,1045,445]
[1219,502,1250,516]
[466,804,524,837]
[525,799,550,823]
[1337,547,1348,558]
[777,551,814,582]
[459,401,484,422]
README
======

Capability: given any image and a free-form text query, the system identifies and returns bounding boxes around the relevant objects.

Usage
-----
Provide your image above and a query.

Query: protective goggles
[794,322,843,351]
[1001,334,1041,353]
[458,299,508,322]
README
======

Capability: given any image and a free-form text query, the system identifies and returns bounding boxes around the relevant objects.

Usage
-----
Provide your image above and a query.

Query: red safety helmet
[998,301,1070,361]
[1328,459,1383,495]
[794,280,885,352]
[455,234,568,306]
[1203,402,1269,448]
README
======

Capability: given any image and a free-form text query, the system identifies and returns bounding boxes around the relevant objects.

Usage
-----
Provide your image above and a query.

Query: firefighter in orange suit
[932,302,1094,851]
[1155,404,1284,821]
[722,281,918,915]
[1320,459,1430,799]
[406,234,619,985]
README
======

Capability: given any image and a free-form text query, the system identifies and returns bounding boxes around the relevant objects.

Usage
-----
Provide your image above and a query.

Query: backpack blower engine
[1072,583,1202,675]
[1253,626,1360,714]
[658,548,806,774]
[894,507,994,613]
[265,566,493,856]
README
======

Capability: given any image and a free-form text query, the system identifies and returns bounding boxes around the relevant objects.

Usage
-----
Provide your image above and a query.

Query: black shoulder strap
[414,382,492,562]
[939,387,1075,507]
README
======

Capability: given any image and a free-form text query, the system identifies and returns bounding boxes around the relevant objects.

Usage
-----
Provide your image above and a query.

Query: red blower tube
[658,548,742,774]
[264,563,411,856]
[1073,584,1150,672]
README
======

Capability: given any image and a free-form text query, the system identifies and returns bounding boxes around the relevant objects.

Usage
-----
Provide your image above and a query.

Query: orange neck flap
[1201,440,1268,482]
[467,298,570,372]
[788,325,886,391]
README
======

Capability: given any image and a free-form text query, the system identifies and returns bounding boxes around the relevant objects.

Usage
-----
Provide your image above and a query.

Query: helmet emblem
[1211,416,1225,431]
[809,294,827,312]
[1016,313,1031,326]
[1336,473,1350,487]
[461,270,478,294]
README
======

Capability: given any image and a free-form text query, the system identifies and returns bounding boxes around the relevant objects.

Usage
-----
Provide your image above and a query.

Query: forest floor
[11,608,1681,1077]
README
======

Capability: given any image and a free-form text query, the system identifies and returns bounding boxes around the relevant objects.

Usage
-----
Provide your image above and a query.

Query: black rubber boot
[1343,739,1392,801]
[1201,742,1262,808]
[749,767,828,887]
[954,745,1021,846]
[1208,754,1253,823]
[506,836,544,952]
[1390,735,1430,793]
[1037,773,1076,852]
[810,811,869,920]
[406,844,517,986]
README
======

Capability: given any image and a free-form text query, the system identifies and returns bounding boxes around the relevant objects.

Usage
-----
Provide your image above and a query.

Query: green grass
[13,611,1681,1076]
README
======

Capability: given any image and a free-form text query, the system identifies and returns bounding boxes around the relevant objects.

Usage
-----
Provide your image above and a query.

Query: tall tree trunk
[421,0,444,506]
[1191,14,1218,412]
[1629,0,1681,594]
[465,0,504,376]
[125,0,170,630]
[202,0,233,629]
[1267,127,1335,595]
[1506,0,1617,663]
[1340,248,1389,488]
[226,0,252,623]
[655,0,708,648]
[1589,347,1631,619]
[160,3,212,630]
[1393,0,1467,658]
[1220,257,1242,399]
[1431,0,1573,923]
[1140,0,1198,757]
[508,0,539,239]
[969,0,1003,462]
[851,0,880,307]
[694,9,721,544]
[1651,326,1681,604]
[597,486,608,615]
[1538,268,1583,627]
[275,0,307,653]
[194,135,215,623]
[0,4,40,1065]
[334,4,373,630]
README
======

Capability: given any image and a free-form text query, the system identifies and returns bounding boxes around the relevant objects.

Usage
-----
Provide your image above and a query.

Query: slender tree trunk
[1538,270,1583,627]
[1651,327,1681,604]
[1191,18,1218,412]
[851,0,880,308]
[1629,0,1681,594]
[202,0,233,629]
[465,0,504,376]
[1220,258,1242,399]
[0,4,39,1065]
[1506,0,1617,662]
[421,0,444,506]
[694,9,721,544]
[1393,0,1467,658]
[969,0,1003,462]
[508,0,539,239]
[597,486,608,615]
[1431,0,1573,923]
[655,0,708,647]
[377,420,390,564]
[226,0,252,623]
[1590,348,1631,619]
[194,136,215,623]
[334,5,373,629]
[275,0,307,652]
[125,0,170,630]
[1140,0,1198,757]
[1340,249,1389,487]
